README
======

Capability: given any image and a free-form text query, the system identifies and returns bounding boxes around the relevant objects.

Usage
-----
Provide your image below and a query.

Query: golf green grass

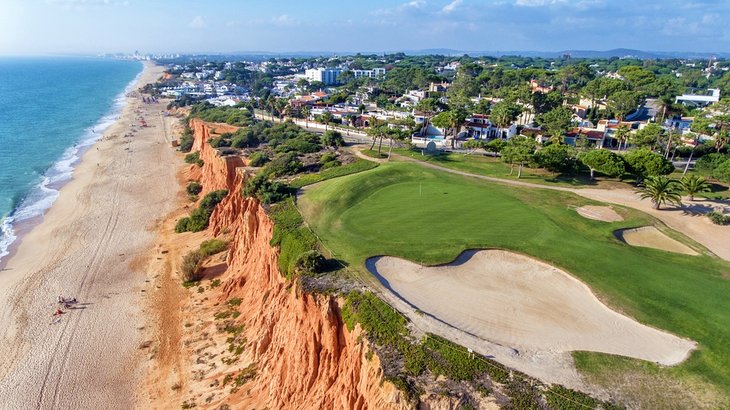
[300,161,730,405]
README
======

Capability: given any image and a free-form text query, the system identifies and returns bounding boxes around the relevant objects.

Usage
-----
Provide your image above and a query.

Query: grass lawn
[392,148,626,188]
[299,161,730,407]
[288,159,378,189]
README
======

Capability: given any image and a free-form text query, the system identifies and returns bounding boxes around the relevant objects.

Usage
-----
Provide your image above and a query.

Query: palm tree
[614,124,630,151]
[638,176,683,210]
[680,174,710,201]
[301,106,311,127]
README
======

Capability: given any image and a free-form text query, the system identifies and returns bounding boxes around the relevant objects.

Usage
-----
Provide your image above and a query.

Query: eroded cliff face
[189,119,243,196]
[183,120,409,410]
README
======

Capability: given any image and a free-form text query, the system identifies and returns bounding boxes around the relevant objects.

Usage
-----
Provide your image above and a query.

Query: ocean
[0,57,142,261]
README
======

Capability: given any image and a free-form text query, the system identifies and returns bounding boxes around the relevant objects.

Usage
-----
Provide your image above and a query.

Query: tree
[415,97,444,115]
[607,90,641,121]
[501,136,536,178]
[486,138,506,153]
[578,149,626,179]
[490,101,521,128]
[625,148,675,181]
[321,130,344,147]
[531,91,563,115]
[533,143,577,173]
[431,109,467,147]
[631,123,664,150]
[638,176,683,210]
[614,124,631,151]
[536,106,573,143]
[713,158,730,183]
[680,174,710,201]
[319,111,334,129]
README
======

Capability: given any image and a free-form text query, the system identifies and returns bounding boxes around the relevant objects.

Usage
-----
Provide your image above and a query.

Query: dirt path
[394,154,730,261]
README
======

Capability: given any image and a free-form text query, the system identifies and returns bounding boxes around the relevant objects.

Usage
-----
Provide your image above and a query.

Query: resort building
[675,89,721,107]
[464,114,517,140]
[305,68,343,85]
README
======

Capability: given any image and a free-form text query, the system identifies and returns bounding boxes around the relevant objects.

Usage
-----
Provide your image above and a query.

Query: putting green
[300,162,730,405]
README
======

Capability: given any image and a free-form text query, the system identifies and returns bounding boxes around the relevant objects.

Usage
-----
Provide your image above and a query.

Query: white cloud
[188,16,206,29]
[515,0,567,6]
[442,0,462,13]
[373,1,427,16]
[271,14,298,26]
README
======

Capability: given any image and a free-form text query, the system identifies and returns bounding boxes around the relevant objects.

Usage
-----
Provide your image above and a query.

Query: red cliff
[181,120,409,409]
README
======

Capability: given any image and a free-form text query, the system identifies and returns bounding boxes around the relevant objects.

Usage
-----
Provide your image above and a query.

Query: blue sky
[1,0,729,55]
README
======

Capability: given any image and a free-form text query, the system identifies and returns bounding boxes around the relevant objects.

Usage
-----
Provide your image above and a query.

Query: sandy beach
[0,62,179,409]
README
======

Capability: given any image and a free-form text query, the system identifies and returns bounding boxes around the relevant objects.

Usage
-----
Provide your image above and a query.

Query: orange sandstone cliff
[164,120,410,409]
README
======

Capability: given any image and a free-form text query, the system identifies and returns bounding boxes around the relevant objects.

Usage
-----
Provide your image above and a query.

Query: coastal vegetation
[184,151,204,167]
[189,102,253,126]
[199,238,229,257]
[341,290,621,409]
[300,162,730,406]
[181,250,204,283]
[175,189,228,233]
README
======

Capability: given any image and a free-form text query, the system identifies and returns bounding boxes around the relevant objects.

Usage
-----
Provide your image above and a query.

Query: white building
[464,114,517,140]
[305,68,343,85]
[675,89,721,107]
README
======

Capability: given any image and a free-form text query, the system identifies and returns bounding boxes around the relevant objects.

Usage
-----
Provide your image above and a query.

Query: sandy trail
[0,63,178,409]
[369,250,695,366]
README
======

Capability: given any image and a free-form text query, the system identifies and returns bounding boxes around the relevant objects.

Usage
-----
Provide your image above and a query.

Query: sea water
[0,57,142,261]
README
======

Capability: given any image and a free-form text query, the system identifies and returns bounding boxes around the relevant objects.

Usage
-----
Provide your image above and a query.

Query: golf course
[299,161,730,407]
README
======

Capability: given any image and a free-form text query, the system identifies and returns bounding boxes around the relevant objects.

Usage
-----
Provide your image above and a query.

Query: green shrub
[188,103,253,126]
[264,152,302,177]
[184,151,204,167]
[186,181,203,196]
[199,239,229,257]
[321,160,341,169]
[175,190,228,233]
[181,250,204,282]
[320,152,338,164]
[713,158,730,183]
[243,175,289,204]
[321,130,345,147]
[179,135,194,152]
[249,151,269,167]
[708,211,730,225]
[209,134,232,148]
[293,250,326,275]
[696,153,729,173]
[179,124,194,152]
[269,200,320,278]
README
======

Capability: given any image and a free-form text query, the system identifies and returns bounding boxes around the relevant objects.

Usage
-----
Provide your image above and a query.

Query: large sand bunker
[616,226,698,255]
[367,250,695,365]
[576,205,623,222]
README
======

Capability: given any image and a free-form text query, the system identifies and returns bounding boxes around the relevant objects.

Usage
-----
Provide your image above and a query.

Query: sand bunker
[367,250,695,365]
[576,205,623,222]
[616,226,698,255]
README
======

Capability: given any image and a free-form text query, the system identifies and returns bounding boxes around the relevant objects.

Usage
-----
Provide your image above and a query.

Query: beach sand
[0,62,179,409]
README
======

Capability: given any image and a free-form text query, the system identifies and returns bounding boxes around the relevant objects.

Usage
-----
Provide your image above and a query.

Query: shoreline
[0,61,181,409]
[0,62,144,269]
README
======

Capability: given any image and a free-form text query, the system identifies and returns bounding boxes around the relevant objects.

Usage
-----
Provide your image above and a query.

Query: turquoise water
[0,57,142,259]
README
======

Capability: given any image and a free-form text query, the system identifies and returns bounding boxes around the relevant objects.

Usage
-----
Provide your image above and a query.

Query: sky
[1,0,729,55]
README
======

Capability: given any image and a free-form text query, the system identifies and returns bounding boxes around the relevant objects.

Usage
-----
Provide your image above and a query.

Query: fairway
[300,162,730,405]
